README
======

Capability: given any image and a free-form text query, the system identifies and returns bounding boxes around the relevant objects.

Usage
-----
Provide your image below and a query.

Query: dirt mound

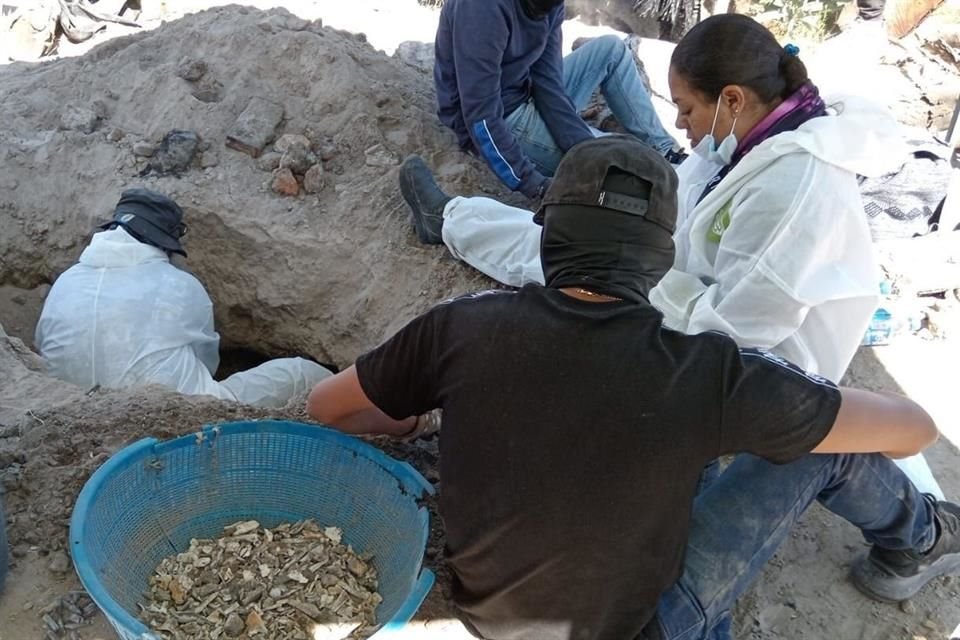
[0,5,524,368]
[0,323,264,553]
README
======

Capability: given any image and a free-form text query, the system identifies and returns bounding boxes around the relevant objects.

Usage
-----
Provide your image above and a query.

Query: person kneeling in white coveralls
[35,188,332,408]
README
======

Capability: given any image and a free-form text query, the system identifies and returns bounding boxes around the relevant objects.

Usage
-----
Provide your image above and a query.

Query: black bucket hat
[99,188,187,256]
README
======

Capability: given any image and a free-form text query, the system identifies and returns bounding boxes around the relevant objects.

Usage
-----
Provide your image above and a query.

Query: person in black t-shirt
[306,136,959,640]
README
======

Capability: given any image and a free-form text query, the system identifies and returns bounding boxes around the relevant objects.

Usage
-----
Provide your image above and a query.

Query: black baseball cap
[99,188,187,256]
[534,134,678,233]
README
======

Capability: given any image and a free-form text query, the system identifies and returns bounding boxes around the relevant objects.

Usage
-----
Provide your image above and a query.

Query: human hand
[400,410,442,441]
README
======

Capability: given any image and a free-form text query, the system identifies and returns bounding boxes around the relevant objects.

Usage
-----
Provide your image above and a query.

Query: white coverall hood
[36,229,331,408]
[77,226,171,268]
[762,94,909,176]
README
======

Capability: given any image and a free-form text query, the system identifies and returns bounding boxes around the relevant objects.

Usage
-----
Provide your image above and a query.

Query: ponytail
[779,50,810,97]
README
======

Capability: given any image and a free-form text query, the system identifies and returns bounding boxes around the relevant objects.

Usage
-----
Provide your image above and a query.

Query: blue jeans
[655,453,937,639]
[505,34,676,175]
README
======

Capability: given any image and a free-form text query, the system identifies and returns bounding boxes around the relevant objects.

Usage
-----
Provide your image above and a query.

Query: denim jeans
[654,453,937,639]
[504,34,676,175]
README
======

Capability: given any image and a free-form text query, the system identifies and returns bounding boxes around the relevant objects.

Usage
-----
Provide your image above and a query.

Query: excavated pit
[215,345,340,380]
[0,5,529,370]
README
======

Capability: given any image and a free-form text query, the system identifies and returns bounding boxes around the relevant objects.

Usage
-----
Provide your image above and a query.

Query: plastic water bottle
[861,281,923,346]
[862,308,893,346]
[862,282,894,346]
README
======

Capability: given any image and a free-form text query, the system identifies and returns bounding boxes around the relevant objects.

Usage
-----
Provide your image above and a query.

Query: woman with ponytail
[650,13,891,383]
[652,15,938,498]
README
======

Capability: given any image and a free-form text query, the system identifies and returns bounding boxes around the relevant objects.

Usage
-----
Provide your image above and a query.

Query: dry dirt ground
[1,2,959,640]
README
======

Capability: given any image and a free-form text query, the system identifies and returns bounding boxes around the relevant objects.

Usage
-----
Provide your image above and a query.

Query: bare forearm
[305,366,416,437]
[812,388,939,458]
[315,406,416,437]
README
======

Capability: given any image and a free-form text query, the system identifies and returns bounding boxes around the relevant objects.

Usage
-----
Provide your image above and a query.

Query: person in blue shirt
[431,0,682,201]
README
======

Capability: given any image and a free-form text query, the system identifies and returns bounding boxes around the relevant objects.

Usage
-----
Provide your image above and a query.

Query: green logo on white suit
[707,202,731,243]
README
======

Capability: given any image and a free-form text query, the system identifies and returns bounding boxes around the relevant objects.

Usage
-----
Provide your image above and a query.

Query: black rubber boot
[399,156,451,245]
[851,498,960,602]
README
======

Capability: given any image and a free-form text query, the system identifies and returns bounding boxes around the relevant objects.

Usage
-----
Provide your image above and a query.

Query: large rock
[0,6,521,367]
[394,40,435,73]
[225,96,284,158]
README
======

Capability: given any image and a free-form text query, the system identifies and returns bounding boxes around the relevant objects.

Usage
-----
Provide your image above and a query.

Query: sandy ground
[1,2,959,640]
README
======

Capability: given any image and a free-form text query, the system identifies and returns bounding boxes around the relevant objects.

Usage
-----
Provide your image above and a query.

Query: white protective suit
[439,95,943,498]
[35,228,332,408]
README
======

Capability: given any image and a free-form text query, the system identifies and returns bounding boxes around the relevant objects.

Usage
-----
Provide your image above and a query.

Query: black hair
[670,14,810,103]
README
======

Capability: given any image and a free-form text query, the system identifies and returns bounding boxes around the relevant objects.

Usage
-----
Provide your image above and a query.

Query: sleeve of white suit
[651,155,851,349]
[652,266,811,349]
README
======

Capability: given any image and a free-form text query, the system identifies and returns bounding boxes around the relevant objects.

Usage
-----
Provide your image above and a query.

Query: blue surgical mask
[691,95,738,166]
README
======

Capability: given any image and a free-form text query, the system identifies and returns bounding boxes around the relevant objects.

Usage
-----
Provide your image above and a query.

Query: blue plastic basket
[69,420,435,640]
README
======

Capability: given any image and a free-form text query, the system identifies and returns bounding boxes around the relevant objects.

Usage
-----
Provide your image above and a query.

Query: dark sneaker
[851,499,960,602]
[399,155,450,245]
[664,148,688,166]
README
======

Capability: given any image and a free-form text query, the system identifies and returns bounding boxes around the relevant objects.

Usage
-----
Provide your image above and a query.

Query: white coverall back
[35,228,331,408]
